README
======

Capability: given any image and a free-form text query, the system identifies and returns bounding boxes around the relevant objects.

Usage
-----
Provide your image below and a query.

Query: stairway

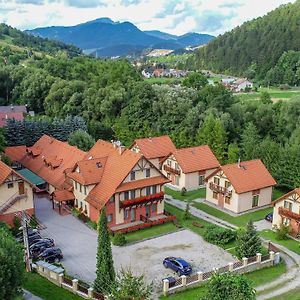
[0,191,27,214]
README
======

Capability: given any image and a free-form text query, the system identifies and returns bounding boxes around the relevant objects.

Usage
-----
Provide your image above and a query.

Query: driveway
[34,196,235,289]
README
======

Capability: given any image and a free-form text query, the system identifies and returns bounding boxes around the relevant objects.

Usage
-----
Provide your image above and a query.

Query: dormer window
[167,160,171,166]
[214,177,220,185]
[145,169,150,178]
[130,171,135,181]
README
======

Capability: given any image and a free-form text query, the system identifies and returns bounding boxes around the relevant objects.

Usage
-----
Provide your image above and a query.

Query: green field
[160,261,286,299]
[259,230,300,255]
[165,187,206,201]
[144,77,184,84]
[125,222,178,243]
[270,288,300,300]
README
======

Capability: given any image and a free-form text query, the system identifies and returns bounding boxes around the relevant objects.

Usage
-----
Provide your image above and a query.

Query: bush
[203,225,236,246]
[87,220,97,230]
[112,233,126,246]
[279,84,291,90]
[181,187,187,196]
[71,208,80,217]
[275,224,291,240]
[78,213,89,223]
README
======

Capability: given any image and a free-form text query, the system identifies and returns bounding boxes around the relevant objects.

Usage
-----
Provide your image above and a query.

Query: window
[284,201,293,211]
[213,191,218,199]
[214,177,220,185]
[167,173,170,179]
[75,199,78,207]
[198,175,205,186]
[225,196,231,204]
[252,195,259,207]
[146,186,151,196]
[74,181,78,190]
[175,176,179,186]
[84,205,87,213]
[131,190,136,199]
[152,185,157,194]
[225,181,231,188]
[79,184,82,193]
[145,169,150,178]
[80,202,83,209]
[107,214,113,223]
[84,186,87,195]
[152,203,157,213]
[109,195,115,203]
[175,163,179,170]
[130,171,136,181]
[167,160,171,166]
[124,191,129,200]
[7,182,14,189]
[283,217,290,226]
[124,209,129,219]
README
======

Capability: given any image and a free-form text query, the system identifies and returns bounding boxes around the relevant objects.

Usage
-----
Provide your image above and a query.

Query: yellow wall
[0,173,34,215]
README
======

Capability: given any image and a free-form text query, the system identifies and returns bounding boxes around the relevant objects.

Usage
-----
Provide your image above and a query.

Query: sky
[0,0,295,36]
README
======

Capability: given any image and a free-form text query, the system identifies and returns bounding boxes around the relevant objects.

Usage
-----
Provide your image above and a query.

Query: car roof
[175,258,189,267]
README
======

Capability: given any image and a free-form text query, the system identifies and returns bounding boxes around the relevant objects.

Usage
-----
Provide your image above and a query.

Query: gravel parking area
[34,196,235,289]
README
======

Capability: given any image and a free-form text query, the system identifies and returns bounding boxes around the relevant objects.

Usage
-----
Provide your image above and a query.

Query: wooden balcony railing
[279,207,300,221]
[121,192,165,208]
[209,182,232,196]
[163,165,181,175]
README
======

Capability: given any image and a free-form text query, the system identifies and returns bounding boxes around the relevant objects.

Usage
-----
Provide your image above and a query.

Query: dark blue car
[265,213,273,222]
[163,257,192,276]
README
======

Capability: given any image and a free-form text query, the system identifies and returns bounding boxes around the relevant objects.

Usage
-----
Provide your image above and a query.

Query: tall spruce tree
[241,122,260,160]
[94,208,115,294]
[235,220,262,259]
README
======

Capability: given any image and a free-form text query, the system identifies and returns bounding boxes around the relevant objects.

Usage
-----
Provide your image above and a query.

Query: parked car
[265,213,273,222]
[28,233,43,246]
[30,239,55,258]
[16,228,39,242]
[37,247,63,263]
[163,257,192,276]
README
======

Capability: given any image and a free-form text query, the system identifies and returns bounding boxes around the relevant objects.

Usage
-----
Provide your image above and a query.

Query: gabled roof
[207,159,276,194]
[130,135,176,159]
[0,160,13,184]
[272,188,300,205]
[0,105,27,113]
[163,145,220,174]
[5,135,86,190]
[0,112,24,127]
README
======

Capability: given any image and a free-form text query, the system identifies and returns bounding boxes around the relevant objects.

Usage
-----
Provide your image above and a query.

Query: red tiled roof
[165,145,220,174]
[131,135,176,159]
[53,189,75,202]
[207,159,276,194]
[0,112,24,127]
[5,135,86,190]
[4,146,27,162]
[272,188,300,205]
[0,160,13,184]
[116,176,170,193]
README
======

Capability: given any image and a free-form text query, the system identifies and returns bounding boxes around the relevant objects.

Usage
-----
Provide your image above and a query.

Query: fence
[162,251,280,296]
[33,260,105,300]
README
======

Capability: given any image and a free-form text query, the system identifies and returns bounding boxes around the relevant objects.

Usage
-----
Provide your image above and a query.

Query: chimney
[119,145,126,155]
[238,157,241,168]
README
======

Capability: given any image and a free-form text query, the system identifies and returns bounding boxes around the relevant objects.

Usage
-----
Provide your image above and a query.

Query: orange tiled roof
[165,145,220,174]
[0,112,24,127]
[53,189,75,202]
[4,145,26,162]
[272,188,300,205]
[68,157,107,185]
[0,160,13,184]
[131,135,176,159]
[115,176,170,193]
[208,159,276,194]
[5,135,86,190]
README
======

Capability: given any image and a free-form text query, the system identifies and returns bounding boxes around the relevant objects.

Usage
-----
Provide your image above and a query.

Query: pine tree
[241,122,260,160]
[227,142,240,164]
[235,220,262,259]
[94,208,115,294]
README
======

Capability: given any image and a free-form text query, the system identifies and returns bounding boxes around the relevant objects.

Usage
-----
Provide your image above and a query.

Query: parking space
[34,195,235,288]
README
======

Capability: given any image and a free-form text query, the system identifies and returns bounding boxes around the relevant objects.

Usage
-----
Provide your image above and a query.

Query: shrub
[183,201,191,220]
[203,225,236,246]
[78,213,89,223]
[112,233,126,246]
[71,208,80,217]
[87,220,97,230]
[279,84,291,90]
[275,224,291,240]
[181,187,187,196]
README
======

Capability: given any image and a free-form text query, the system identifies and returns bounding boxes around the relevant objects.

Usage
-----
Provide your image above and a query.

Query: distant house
[272,188,300,236]
[161,145,220,191]
[0,112,24,127]
[142,67,153,78]
[233,78,253,92]
[153,69,165,77]
[130,135,176,169]
[206,159,276,214]
[0,160,34,226]
[0,105,27,114]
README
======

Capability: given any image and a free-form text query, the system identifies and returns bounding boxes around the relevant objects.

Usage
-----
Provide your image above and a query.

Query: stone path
[165,196,300,299]
[23,290,43,300]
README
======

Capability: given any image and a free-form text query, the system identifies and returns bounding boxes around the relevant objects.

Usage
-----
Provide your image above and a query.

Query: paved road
[23,290,43,300]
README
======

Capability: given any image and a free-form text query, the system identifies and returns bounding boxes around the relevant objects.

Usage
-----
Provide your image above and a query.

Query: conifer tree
[94,208,115,294]
[235,220,262,259]
[241,122,260,160]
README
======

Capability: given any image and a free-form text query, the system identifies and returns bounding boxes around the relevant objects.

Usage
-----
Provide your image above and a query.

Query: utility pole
[21,211,31,272]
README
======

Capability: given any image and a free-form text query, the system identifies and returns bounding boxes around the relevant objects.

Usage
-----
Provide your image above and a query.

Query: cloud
[120,0,142,6]
[219,2,243,8]
[15,0,44,4]
[63,0,106,8]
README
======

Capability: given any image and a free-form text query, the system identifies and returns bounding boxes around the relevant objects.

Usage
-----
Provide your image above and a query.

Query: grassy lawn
[160,261,286,299]
[259,229,300,255]
[23,272,82,300]
[272,188,285,201]
[144,77,184,84]
[269,288,300,300]
[192,202,272,228]
[165,187,206,201]
[125,222,178,243]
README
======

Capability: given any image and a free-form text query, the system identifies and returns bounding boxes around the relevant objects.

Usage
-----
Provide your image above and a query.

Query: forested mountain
[190,0,300,81]
[27,18,215,57]
[0,23,81,58]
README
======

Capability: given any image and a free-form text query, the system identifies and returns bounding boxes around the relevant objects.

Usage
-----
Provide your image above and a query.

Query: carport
[17,168,47,191]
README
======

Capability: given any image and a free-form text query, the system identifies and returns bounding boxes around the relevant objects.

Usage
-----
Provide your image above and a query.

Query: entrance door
[218,194,224,209]
[171,174,175,185]
[18,181,25,195]
[131,208,136,222]
[146,205,150,218]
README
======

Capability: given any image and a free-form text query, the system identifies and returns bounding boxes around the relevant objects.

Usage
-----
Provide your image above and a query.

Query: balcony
[163,165,181,175]
[209,182,232,196]
[120,191,165,208]
[279,207,300,222]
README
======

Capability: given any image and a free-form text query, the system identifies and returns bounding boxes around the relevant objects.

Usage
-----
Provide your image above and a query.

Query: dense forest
[0,23,300,190]
[189,0,300,82]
